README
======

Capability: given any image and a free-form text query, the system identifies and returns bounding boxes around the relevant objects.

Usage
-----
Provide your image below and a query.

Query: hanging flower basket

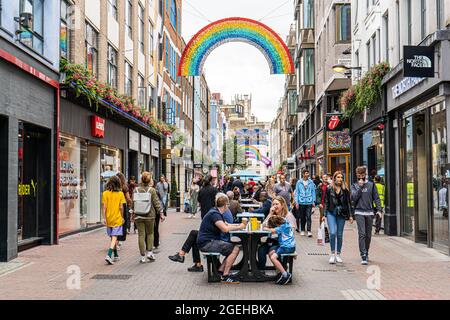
[60,58,175,137]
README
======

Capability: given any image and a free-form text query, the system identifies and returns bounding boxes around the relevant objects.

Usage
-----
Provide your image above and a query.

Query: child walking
[102,176,126,265]
[264,215,296,285]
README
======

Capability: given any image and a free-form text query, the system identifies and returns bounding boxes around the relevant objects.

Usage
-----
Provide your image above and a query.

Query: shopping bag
[317,222,325,246]
[324,225,330,243]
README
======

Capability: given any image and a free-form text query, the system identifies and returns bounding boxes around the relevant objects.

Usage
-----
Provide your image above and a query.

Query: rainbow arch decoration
[178,17,295,76]
[245,146,272,167]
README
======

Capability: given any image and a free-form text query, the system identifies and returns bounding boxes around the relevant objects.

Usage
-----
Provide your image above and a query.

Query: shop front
[0,47,59,261]
[384,32,450,254]
[59,93,161,236]
[324,114,350,185]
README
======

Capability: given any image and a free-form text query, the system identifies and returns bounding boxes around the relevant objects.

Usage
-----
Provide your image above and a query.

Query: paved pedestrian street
[1,209,449,300]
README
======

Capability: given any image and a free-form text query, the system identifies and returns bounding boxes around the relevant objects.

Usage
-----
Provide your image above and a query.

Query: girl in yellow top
[102,176,126,265]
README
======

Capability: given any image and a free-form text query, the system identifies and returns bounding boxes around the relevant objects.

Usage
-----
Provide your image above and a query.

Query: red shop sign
[310,145,315,157]
[91,116,105,138]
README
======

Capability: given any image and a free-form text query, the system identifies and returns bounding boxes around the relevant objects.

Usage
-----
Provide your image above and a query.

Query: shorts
[270,246,295,256]
[107,226,124,237]
[200,240,235,257]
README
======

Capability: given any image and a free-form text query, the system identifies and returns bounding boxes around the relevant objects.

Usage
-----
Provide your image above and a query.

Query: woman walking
[323,171,354,264]
[132,172,163,263]
[188,178,200,219]
[102,176,126,265]
[116,172,132,243]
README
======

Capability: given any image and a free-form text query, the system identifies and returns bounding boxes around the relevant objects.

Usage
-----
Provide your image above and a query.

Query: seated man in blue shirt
[197,193,247,284]
[250,191,272,217]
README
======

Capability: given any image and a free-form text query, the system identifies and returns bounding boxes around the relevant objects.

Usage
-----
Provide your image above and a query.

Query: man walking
[351,166,382,265]
[273,175,293,211]
[156,175,169,215]
[294,169,316,237]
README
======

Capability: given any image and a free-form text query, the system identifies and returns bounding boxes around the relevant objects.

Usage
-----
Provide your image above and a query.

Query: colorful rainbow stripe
[245,146,263,161]
[179,17,295,76]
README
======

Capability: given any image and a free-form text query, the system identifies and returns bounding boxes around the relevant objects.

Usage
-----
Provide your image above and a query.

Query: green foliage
[340,62,391,118]
[60,58,175,137]
[170,177,177,201]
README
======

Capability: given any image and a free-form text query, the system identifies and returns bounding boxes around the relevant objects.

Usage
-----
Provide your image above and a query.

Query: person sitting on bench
[197,193,247,284]
[263,215,296,285]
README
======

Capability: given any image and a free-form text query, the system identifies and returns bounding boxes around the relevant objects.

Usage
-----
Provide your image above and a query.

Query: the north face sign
[404,46,435,78]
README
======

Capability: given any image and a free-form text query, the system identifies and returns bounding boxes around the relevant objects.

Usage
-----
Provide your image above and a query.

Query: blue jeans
[326,210,346,254]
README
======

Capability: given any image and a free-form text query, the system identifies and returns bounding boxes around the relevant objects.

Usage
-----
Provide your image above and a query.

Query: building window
[85,22,98,77]
[125,61,133,97]
[407,0,412,45]
[107,45,117,88]
[421,0,427,40]
[336,4,351,43]
[149,21,154,60]
[108,0,118,21]
[437,0,444,30]
[302,49,314,85]
[138,3,145,53]
[125,0,133,39]
[383,12,389,63]
[165,36,169,70]
[366,40,371,69]
[60,1,70,59]
[138,74,146,108]
[303,0,314,29]
[19,0,44,54]
[170,0,177,30]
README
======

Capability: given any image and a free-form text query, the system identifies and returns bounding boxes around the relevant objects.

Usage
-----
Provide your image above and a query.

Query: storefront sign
[18,180,37,197]
[91,116,105,138]
[129,129,139,151]
[141,136,151,155]
[194,164,203,169]
[403,46,435,78]
[151,139,159,158]
[326,114,349,132]
[392,77,425,99]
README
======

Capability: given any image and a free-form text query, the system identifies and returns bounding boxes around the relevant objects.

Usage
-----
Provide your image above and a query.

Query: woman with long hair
[132,172,163,263]
[323,171,354,264]
[258,196,296,270]
[188,178,200,218]
[290,178,300,232]
[116,172,132,242]
[265,177,276,199]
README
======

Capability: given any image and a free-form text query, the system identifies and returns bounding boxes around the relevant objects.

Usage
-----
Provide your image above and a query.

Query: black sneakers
[187,265,204,272]
[169,253,185,263]
[221,275,240,284]
[277,273,292,285]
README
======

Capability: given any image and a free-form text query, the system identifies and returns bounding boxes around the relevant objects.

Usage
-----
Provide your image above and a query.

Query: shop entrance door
[18,122,51,243]
[328,154,350,186]
[401,113,429,244]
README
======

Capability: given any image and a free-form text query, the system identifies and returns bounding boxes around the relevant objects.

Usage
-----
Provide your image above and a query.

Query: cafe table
[240,203,262,212]
[236,213,265,219]
[229,229,276,282]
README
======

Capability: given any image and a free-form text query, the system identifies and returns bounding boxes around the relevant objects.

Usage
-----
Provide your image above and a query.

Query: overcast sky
[181,0,295,122]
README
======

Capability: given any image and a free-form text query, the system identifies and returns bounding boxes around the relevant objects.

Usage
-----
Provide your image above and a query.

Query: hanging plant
[60,58,175,137]
[341,62,391,118]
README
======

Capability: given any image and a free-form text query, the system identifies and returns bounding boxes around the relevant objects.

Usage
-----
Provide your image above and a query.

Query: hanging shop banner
[151,139,159,158]
[141,136,151,155]
[326,114,349,132]
[129,129,139,151]
[403,46,435,78]
[328,129,351,151]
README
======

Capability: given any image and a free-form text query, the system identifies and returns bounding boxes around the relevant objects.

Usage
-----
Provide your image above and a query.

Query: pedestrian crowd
[101,166,385,283]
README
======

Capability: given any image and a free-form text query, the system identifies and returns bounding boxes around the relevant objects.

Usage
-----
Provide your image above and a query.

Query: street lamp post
[332,64,362,79]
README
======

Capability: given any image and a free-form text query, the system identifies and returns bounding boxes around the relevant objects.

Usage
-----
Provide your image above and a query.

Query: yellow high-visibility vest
[375,183,385,209]
[407,182,414,207]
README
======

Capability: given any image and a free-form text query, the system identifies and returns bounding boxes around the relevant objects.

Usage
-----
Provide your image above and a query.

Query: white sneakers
[140,256,147,263]
[329,254,343,264]
[300,231,305,236]
[188,214,193,219]
[329,254,336,264]
[147,251,156,261]
[307,231,313,238]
